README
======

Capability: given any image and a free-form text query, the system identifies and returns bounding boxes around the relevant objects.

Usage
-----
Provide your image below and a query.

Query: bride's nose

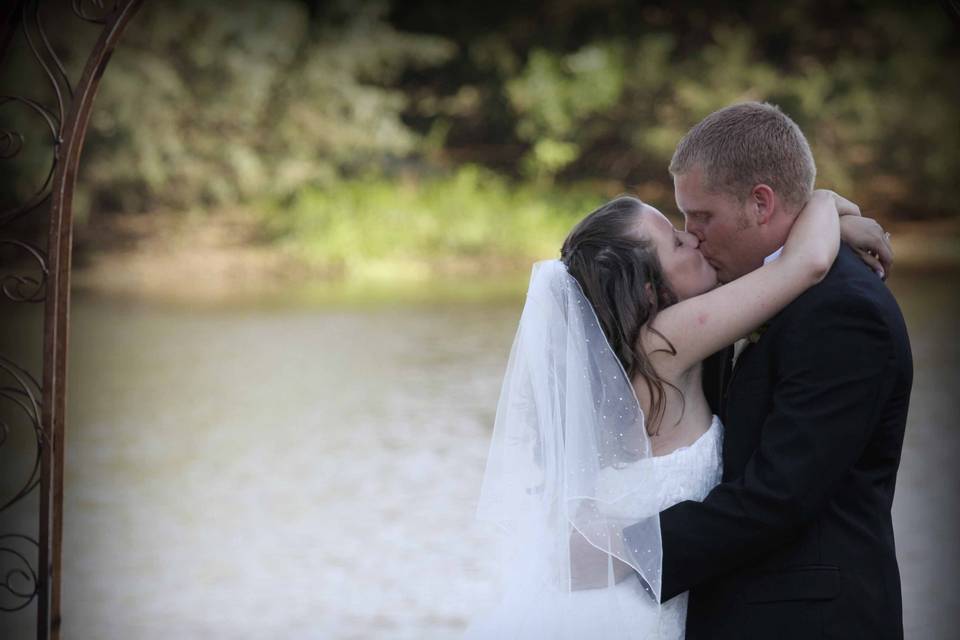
[679,231,699,248]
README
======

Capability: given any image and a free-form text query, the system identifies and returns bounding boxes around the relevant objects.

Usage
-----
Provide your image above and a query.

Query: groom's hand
[569,528,635,590]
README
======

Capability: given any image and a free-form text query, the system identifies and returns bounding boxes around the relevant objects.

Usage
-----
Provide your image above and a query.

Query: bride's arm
[642,191,840,381]
[569,528,635,590]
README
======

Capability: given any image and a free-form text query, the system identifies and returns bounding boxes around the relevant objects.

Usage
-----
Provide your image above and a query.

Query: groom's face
[674,166,763,283]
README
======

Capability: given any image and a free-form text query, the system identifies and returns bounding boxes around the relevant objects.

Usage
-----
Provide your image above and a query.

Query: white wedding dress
[468,261,724,639]
[468,415,723,639]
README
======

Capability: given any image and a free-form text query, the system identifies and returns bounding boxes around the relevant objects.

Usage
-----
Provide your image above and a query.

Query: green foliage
[6,0,955,282]
[257,165,604,280]
[499,13,958,217]
[506,45,625,178]
[79,0,454,212]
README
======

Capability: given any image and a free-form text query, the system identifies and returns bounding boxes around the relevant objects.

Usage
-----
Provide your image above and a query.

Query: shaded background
[1,0,958,638]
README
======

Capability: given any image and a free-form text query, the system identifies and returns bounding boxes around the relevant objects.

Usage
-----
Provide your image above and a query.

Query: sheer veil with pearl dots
[468,260,662,638]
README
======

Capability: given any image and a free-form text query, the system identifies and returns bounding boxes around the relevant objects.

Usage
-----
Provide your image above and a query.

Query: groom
[626,102,913,639]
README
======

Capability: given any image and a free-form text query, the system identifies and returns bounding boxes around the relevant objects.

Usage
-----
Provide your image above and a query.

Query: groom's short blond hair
[669,102,816,212]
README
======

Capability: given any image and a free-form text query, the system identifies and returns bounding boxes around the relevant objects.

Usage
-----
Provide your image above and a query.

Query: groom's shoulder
[807,243,888,299]
[777,244,898,328]
[824,243,901,310]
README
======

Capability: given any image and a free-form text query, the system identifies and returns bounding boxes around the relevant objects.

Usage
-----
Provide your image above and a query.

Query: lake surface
[0,269,957,639]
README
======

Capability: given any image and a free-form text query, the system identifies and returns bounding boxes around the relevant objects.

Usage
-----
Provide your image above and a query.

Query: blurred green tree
[5,0,954,238]
[79,0,454,214]
[394,0,959,219]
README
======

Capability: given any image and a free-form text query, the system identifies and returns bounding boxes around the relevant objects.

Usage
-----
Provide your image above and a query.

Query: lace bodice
[590,415,723,639]
[595,415,724,518]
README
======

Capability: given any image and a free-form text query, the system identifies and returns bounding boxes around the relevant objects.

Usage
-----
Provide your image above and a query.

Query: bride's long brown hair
[560,196,679,436]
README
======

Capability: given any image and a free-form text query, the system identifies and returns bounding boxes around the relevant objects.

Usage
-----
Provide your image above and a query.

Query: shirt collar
[763,246,784,265]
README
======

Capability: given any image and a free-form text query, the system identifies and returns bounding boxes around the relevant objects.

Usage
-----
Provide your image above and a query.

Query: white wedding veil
[469,260,662,638]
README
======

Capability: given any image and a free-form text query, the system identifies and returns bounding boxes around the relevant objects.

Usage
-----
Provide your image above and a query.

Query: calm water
[0,270,957,639]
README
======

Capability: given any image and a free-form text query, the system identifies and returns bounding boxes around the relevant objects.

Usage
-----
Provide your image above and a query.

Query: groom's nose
[683,219,704,242]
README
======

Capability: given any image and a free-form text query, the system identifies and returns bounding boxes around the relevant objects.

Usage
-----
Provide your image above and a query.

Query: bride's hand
[815,189,893,279]
[840,215,894,280]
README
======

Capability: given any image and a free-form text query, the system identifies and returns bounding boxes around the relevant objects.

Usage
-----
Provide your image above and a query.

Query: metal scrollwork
[1,0,145,637]
[72,0,121,25]
[0,535,40,613]
[0,0,71,227]
[0,354,45,512]
[0,240,48,302]
[0,128,25,159]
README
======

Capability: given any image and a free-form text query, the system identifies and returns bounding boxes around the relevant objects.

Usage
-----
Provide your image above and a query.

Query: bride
[465,190,888,639]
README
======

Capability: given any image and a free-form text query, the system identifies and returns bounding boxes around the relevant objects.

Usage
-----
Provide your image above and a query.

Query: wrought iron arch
[0,1,145,638]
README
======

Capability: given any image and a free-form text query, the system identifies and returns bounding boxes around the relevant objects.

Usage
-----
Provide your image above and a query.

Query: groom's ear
[750,184,776,226]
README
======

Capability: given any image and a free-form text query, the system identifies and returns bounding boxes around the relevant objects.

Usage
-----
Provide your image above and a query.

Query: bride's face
[636,205,718,301]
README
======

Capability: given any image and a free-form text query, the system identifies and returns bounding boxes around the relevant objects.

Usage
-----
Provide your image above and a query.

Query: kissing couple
[466,102,912,639]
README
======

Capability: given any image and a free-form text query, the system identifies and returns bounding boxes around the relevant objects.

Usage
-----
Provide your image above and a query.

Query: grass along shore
[71,171,960,306]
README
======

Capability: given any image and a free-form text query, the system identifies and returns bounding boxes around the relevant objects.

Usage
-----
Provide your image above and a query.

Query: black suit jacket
[628,244,913,639]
